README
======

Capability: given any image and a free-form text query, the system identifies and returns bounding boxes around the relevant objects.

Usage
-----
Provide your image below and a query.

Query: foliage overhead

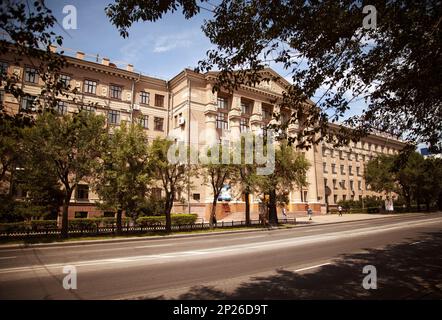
[106,0,441,152]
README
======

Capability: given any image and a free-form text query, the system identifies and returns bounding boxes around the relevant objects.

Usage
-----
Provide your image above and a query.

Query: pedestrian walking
[338,205,343,216]
[307,205,313,221]
[282,206,287,217]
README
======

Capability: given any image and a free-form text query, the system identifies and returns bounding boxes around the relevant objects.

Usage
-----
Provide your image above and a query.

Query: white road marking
[294,262,332,272]
[0,217,440,276]
[0,256,16,260]
[134,244,173,249]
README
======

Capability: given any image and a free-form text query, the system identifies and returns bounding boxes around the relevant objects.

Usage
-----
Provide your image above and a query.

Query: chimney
[49,45,57,53]
[76,51,85,60]
[126,64,134,72]
[102,57,110,66]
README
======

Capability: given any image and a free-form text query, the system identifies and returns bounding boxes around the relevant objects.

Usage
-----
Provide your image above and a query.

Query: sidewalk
[219,211,397,224]
[295,213,396,225]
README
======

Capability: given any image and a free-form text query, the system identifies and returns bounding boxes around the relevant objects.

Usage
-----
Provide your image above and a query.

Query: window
[324,178,328,187]
[261,124,268,137]
[340,165,345,175]
[340,180,346,189]
[103,212,115,218]
[24,67,38,83]
[342,195,347,201]
[350,180,354,190]
[151,188,162,199]
[56,101,68,115]
[0,61,8,76]
[140,91,150,105]
[110,85,123,99]
[216,112,228,130]
[240,118,249,133]
[59,74,71,88]
[75,211,88,218]
[84,80,97,94]
[262,105,272,120]
[349,165,353,175]
[339,151,345,160]
[155,94,164,107]
[139,115,148,129]
[174,113,183,128]
[280,111,290,125]
[241,101,251,115]
[333,195,338,204]
[108,110,120,125]
[217,97,228,110]
[333,179,337,189]
[76,185,89,200]
[81,105,96,113]
[358,181,362,190]
[331,163,336,174]
[193,193,201,201]
[323,162,328,173]
[356,166,361,176]
[20,95,36,111]
[154,117,164,131]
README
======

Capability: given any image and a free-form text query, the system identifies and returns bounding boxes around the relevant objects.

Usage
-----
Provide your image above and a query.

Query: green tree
[395,152,424,210]
[255,141,310,224]
[364,155,397,197]
[106,0,441,151]
[200,144,237,228]
[94,123,151,234]
[22,111,106,238]
[148,138,194,232]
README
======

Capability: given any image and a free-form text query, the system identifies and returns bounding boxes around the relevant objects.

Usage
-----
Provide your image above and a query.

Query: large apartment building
[0,47,406,221]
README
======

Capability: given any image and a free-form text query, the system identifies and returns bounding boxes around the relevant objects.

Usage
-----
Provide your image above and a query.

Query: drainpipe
[130,72,141,123]
[166,80,170,135]
[187,78,191,215]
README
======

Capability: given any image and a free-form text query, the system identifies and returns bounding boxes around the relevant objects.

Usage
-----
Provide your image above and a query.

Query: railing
[0,218,298,239]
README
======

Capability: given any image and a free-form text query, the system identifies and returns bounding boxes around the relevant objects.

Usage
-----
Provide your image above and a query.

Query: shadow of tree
[146,231,442,300]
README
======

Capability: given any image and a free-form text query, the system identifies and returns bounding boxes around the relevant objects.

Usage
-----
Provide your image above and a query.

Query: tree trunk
[60,187,73,239]
[116,209,123,235]
[405,194,411,212]
[245,191,250,226]
[210,197,217,229]
[165,192,173,233]
[61,201,69,239]
[268,189,278,225]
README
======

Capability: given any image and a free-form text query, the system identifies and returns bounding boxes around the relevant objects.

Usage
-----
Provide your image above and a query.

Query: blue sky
[46,0,367,119]
[47,0,214,80]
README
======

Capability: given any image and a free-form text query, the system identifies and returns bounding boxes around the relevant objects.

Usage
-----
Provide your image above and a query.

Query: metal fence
[0,218,298,239]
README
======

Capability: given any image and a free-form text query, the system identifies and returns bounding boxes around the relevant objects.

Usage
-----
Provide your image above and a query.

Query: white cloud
[152,31,197,53]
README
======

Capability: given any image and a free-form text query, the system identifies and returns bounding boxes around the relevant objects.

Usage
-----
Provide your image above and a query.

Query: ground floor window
[75,211,88,218]
[103,211,115,218]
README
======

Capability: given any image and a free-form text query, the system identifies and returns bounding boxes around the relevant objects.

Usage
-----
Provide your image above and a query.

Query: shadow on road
[147,231,442,300]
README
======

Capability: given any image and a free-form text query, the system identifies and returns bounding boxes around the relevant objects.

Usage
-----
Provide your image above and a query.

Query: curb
[0,213,434,250]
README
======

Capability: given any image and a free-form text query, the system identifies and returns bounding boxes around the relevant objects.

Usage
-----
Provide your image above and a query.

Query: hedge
[136,214,198,226]
[0,220,57,232]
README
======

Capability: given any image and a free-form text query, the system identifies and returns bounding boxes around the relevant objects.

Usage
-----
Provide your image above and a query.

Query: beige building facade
[0,48,406,221]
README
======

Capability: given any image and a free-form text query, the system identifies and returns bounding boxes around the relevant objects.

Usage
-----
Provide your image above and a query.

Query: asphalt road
[0,213,441,299]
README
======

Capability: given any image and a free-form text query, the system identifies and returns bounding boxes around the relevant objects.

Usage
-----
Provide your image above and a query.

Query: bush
[138,197,166,216]
[0,222,27,233]
[69,218,98,229]
[30,220,57,230]
[136,214,198,226]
